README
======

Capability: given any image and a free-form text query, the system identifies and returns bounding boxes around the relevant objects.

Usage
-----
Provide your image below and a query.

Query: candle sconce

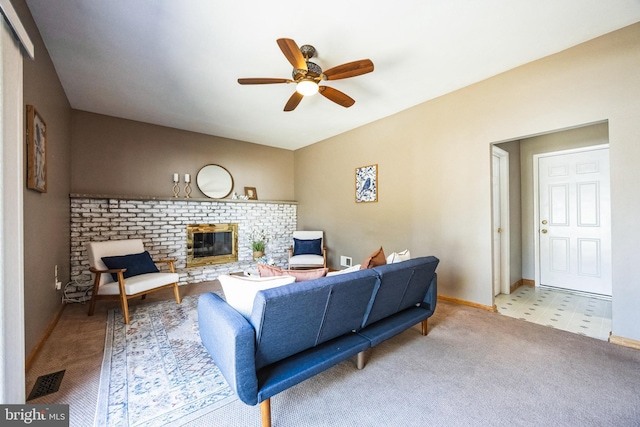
[172,173,180,198]
[184,174,192,199]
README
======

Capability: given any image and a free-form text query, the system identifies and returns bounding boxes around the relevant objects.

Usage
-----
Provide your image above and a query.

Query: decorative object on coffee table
[254,255,275,266]
[244,187,258,200]
[26,105,47,193]
[355,164,377,203]
[250,229,268,260]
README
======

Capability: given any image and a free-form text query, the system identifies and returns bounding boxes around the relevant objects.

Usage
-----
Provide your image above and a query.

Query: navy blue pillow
[293,238,322,256]
[101,251,159,281]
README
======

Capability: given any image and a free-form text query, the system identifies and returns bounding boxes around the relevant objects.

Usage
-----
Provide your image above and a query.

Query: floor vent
[27,370,65,401]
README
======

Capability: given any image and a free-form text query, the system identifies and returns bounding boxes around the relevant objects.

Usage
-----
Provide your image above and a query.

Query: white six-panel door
[538,148,611,296]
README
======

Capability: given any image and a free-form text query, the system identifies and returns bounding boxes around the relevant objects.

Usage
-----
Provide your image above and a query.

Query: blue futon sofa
[198,256,439,427]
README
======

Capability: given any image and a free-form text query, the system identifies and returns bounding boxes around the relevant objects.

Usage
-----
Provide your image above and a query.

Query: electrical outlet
[54,265,60,290]
[340,256,353,268]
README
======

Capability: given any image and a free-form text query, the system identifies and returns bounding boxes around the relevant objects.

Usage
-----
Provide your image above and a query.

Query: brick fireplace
[70,194,297,287]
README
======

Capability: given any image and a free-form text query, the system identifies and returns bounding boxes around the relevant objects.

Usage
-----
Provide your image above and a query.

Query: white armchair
[86,239,181,324]
[288,231,327,270]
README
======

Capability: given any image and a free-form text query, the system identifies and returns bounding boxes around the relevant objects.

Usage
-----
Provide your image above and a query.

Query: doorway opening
[491,121,612,338]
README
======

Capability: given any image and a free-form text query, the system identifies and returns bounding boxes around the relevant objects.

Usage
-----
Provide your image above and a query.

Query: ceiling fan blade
[238,78,292,85]
[284,91,304,111]
[323,59,374,80]
[277,38,307,71]
[318,86,355,108]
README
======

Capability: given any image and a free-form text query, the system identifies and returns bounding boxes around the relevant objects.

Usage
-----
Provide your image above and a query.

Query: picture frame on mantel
[26,105,47,193]
[244,187,258,200]
[355,164,378,203]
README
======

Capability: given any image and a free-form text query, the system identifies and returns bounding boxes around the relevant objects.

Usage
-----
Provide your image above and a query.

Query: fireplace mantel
[69,193,298,205]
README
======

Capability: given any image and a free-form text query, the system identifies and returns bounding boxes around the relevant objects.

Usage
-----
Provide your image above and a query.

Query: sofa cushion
[386,249,411,264]
[257,264,280,277]
[218,274,296,319]
[359,306,433,347]
[361,246,387,269]
[256,333,371,403]
[293,238,323,256]
[97,272,179,295]
[316,270,380,342]
[362,256,439,328]
[288,254,325,268]
[326,264,362,276]
[251,270,379,370]
[258,264,328,282]
[101,251,159,281]
[251,280,332,370]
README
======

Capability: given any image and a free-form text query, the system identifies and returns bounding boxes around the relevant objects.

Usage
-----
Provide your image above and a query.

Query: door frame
[0,0,32,403]
[492,146,510,295]
[532,144,610,287]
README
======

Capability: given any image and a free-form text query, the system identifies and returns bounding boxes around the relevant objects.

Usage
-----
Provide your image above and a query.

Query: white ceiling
[26,0,640,150]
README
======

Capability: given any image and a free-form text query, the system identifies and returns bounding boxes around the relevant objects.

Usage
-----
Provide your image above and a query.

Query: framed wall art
[26,105,47,193]
[355,164,377,203]
[244,187,258,200]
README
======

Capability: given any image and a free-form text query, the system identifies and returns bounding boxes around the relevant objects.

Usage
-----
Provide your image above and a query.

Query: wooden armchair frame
[87,251,181,324]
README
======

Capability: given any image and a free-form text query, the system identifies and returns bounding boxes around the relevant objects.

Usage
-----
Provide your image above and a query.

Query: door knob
[542,220,548,225]
[541,229,548,234]
[497,228,502,233]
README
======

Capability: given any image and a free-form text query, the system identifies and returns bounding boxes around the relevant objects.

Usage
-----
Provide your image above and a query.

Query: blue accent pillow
[293,238,322,256]
[101,251,159,281]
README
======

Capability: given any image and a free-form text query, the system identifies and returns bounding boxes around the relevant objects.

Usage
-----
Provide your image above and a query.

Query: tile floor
[495,285,612,341]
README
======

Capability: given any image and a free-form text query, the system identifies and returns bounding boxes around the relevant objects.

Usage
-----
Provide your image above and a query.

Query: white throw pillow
[326,264,362,276]
[386,249,411,264]
[218,274,296,319]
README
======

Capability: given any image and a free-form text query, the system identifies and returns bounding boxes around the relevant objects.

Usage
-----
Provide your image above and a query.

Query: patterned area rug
[94,294,237,426]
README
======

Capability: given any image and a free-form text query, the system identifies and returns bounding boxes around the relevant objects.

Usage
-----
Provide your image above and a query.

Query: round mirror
[196,164,234,199]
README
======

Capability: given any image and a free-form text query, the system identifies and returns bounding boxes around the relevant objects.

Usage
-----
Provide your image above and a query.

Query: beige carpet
[27,281,640,426]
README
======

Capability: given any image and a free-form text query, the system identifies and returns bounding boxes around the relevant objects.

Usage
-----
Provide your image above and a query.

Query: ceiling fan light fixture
[296,79,318,96]
[238,38,374,111]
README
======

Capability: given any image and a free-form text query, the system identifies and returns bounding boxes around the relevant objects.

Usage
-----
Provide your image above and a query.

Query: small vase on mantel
[253,251,264,260]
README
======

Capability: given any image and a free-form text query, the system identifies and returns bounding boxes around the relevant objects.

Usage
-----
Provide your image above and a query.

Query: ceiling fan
[237,38,374,112]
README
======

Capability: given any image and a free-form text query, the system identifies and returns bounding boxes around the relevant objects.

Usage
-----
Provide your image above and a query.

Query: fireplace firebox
[186,223,238,267]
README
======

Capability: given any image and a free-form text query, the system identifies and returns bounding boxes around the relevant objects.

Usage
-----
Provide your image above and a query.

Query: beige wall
[294,23,640,340]
[71,111,294,201]
[14,0,72,356]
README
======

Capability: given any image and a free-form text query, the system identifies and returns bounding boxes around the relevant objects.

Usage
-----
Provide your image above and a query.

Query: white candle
[173,173,179,182]
[185,174,191,183]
